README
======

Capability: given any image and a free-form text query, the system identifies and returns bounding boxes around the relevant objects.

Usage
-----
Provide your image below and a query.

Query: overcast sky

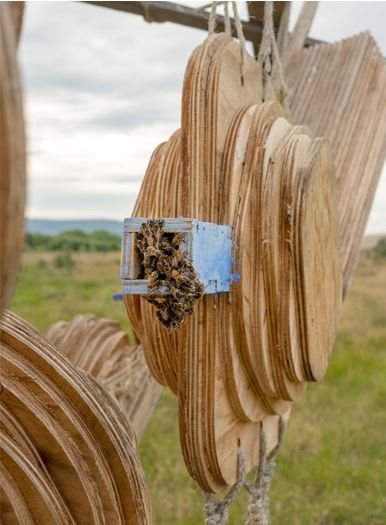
[19,1,386,233]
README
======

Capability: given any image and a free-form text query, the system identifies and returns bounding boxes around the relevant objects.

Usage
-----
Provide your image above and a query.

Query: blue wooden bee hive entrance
[120,218,233,295]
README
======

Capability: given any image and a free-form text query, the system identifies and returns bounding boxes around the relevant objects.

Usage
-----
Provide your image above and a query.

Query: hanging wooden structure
[46,314,162,438]
[286,32,386,294]
[0,2,26,316]
[123,32,344,493]
[0,311,152,525]
[1,0,385,516]
[85,1,321,48]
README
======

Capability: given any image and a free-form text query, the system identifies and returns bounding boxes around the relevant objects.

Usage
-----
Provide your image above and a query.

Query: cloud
[20,1,385,234]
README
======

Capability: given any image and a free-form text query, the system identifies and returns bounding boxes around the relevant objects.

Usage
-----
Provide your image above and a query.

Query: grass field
[11,249,386,524]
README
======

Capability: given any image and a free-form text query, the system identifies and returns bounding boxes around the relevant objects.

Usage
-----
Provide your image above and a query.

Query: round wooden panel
[0,311,151,525]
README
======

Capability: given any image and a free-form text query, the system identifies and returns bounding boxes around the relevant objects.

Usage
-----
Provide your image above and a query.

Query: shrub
[54,251,75,270]
[25,230,121,252]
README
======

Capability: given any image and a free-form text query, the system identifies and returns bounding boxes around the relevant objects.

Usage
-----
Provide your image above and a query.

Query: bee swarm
[136,220,204,330]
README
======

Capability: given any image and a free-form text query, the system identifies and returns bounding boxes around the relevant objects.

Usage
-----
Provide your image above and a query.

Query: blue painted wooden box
[120,218,233,295]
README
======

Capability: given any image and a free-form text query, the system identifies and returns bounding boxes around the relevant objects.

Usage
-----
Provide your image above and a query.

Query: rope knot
[203,447,246,524]
[204,498,230,525]
[258,1,289,105]
[203,417,286,524]
[207,1,247,82]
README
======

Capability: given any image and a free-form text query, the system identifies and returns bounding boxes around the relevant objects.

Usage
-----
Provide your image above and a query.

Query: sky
[19,1,386,233]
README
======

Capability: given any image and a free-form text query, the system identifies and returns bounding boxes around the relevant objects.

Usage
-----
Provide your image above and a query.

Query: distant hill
[27,219,123,236]
[361,234,385,250]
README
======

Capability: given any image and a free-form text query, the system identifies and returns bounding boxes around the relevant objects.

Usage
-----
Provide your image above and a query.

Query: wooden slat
[285,1,318,62]
[276,2,290,57]
[0,311,152,524]
[46,314,162,439]
[8,1,25,46]
[247,1,288,26]
[0,2,26,316]
[287,33,386,294]
[83,1,321,47]
[247,1,290,56]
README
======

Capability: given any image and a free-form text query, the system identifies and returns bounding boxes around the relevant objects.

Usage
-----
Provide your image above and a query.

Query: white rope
[207,1,246,82]
[231,2,247,82]
[208,1,218,35]
[257,1,289,105]
[244,417,286,525]
[202,417,286,525]
[208,1,232,37]
[223,2,231,36]
[203,447,246,525]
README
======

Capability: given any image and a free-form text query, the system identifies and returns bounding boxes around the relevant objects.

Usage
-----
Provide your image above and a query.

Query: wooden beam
[276,2,291,57]
[247,1,290,56]
[83,1,321,47]
[247,1,288,29]
[9,1,25,46]
[285,1,319,62]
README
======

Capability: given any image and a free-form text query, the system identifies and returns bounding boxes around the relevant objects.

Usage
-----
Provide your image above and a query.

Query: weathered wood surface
[0,2,26,316]
[284,1,318,62]
[124,34,341,493]
[46,314,162,439]
[85,1,321,47]
[0,311,152,525]
[247,1,290,56]
[287,32,386,294]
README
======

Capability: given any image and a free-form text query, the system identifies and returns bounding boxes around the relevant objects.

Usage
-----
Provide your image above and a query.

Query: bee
[172,232,183,247]
[148,270,159,285]
[173,304,184,315]
[156,308,170,323]
[153,294,166,304]
[142,253,151,269]
[158,259,172,278]
[160,239,175,254]
[169,319,180,331]
[136,237,145,252]
[146,245,161,257]
[170,250,184,268]
[171,287,184,300]
[171,269,183,282]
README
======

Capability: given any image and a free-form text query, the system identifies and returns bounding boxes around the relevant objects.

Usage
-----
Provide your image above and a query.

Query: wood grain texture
[0,2,26,316]
[123,34,341,493]
[0,311,152,525]
[284,1,318,62]
[46,314,162,439]
[286,32,386,294]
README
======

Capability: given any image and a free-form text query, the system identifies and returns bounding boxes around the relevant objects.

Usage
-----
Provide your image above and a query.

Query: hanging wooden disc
[46,314,162,438]
[0,3,26,316]
[124,32,342,494]
[0,311,151,525]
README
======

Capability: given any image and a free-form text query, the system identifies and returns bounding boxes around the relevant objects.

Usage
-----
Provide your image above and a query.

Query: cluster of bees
[136,220,204,330]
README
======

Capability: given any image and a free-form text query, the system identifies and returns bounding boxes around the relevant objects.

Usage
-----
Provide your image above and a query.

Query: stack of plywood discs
[286,32,386,293]
[124,34,342,493]
[46,314,162,439]
[0,311,151,524]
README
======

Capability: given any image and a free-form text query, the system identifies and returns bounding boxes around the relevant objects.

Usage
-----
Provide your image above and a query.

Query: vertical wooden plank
[285,1,319,62]
[0,2,26,316]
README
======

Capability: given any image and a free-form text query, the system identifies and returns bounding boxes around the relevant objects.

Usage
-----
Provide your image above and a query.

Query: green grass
[11,251,135,342]
[11,251,386,524]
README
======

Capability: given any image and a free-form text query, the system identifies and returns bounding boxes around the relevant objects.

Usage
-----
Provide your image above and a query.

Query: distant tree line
[367,237,386,261]
[25,230,121,252]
